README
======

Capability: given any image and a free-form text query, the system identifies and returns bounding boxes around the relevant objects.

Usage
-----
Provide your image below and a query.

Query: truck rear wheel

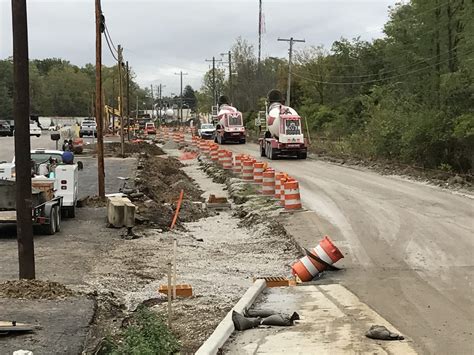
[260,143,266,157]
[298,152,308,159]
[269,145,278,160]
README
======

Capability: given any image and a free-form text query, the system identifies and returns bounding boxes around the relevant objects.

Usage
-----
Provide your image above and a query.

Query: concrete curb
[195,279,267,355]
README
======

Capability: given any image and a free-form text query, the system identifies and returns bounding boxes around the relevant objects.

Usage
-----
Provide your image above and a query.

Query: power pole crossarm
[278,37,305,107]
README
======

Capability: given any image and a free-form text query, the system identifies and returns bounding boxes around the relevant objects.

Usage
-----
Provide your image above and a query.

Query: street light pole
[278,37,305,106]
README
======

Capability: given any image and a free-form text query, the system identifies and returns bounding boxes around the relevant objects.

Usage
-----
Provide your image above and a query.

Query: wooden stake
[173,238,177,299]
[167,262,172,328]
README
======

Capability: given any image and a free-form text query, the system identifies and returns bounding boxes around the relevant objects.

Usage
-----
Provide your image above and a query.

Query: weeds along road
[225,142,474,355]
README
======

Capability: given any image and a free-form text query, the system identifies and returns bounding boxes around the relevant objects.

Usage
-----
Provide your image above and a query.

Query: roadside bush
[104,306,180,355]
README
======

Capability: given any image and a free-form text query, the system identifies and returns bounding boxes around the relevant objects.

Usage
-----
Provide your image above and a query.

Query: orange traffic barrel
[242,160,254,181]
[223,151,233,170]
[284,180,302,210]
[274,172,285,199]
[233,154,244,175]
[291,236,344,282]
[262,169,275,195]
[253,162,265,186]
[217,149,227,166]
[210,146,219,161]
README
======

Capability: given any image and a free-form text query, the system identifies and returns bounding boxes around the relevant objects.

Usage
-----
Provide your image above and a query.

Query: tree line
[197,0,473,173]
[0,58,150,120]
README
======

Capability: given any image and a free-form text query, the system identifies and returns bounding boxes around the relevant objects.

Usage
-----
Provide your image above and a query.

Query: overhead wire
[292,50,474,86]
[297,44,465,79]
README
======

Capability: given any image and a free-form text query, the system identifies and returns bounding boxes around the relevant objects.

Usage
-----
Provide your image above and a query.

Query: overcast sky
[1,0,397,95]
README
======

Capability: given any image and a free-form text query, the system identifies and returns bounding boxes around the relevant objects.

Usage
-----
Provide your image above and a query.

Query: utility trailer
[0,179,63,235]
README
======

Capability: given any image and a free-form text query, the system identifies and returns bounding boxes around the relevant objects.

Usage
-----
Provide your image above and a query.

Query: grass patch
[101,306,180,355]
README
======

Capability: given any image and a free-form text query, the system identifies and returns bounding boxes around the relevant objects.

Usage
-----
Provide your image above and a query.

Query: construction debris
[366,325,405,341]
[0,280,75,300]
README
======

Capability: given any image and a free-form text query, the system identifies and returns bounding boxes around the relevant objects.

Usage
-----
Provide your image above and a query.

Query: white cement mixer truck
[214,104,246,144]
[258,103,307,159]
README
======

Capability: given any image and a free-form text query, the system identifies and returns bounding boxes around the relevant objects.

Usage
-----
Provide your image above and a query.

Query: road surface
[225,142,473,355]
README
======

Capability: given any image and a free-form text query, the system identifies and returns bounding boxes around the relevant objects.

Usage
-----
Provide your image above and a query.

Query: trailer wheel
[43,208,56,235]
[55,206,61,232]
[68,205,76,218]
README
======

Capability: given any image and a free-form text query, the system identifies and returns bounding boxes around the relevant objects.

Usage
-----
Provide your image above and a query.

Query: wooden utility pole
[205,57,222,106]
[278,37,305,106]
[126,61,130,141]
[117,44,124,157]
[12,0,35,279]
[95,0,105,197]
[258,0,262,67]
[174,71,188,123]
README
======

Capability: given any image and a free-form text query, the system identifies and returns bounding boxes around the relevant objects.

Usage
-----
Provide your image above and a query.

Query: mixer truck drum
[267,89,284,104]
[218,95,230,106]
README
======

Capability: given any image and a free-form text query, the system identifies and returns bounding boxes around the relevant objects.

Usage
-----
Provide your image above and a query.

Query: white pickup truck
[4,149,80,218]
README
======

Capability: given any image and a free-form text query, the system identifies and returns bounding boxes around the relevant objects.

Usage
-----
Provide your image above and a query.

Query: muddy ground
[0,140,300,354]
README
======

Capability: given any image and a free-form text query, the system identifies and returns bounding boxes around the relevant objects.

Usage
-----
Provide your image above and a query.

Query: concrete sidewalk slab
[223,284,417,354]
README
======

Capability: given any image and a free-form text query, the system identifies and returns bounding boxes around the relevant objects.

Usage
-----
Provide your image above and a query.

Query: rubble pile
[0,280,75,300]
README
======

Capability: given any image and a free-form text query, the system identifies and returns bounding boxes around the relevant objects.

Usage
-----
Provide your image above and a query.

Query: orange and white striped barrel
[217,149,227,166]
[179,134,185,144]
[223,151,233,170]
[262,169,275,195]
[284,180,302,210]
[242,160,254,181]
[253,162,265,185]
[233,154,244,175]
[291,236,344,282]
[274,172,285,199]
[210,146,219,161]
[279,176,289,206]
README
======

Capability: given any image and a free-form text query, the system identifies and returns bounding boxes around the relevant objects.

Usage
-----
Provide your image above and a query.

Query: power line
[104,22,118,54]
[298,44,465,79]
[293,50,474,85]
[103,31,119,62]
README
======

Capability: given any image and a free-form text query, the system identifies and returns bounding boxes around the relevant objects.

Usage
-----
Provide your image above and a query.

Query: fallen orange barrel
[291,236,344,282]
[262,169,275,195]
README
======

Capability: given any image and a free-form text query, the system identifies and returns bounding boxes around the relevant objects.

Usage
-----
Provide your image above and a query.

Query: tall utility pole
[174,71,188,123]
[12,0,35,279]
[278,37,305,107]
[205,57,222,106]
[159,84,166,119]
[150,84,154,119]
[258,0,262,68]
[221,51,234,103]
[117,44,124,158]
[126,61,130,141]
[95,0,105,198]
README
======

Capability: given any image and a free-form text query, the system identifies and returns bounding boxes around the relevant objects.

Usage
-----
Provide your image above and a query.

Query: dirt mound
[0,280,75,300]
[84,142,165,157]
[77,195,107,208]
[135,156,207,230]
[137,157,203,204]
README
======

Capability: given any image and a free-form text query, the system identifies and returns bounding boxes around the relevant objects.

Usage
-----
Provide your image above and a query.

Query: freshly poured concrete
[224,284,417,354]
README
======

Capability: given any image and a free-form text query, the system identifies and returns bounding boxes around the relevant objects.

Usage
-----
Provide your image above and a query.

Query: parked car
[29,122,42,137]
[198,123,216,140]
[0,120,12,137]
[79,118,97,138]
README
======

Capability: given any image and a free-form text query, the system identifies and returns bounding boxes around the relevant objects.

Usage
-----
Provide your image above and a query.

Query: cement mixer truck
[258,104,307,159]
[214,104,246,144]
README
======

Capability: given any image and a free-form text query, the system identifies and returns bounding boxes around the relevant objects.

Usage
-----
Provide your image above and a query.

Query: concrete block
[107,196,136,228]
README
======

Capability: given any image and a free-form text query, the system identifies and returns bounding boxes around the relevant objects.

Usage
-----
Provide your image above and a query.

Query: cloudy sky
[1,0,397,95]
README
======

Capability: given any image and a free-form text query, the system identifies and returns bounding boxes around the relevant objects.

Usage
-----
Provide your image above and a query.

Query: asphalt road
[225,142,474,355]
